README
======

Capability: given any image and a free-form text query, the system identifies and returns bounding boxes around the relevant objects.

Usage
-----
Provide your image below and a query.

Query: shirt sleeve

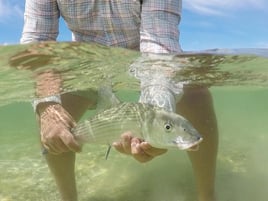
[20,0,60,44]
[140,0,182,53]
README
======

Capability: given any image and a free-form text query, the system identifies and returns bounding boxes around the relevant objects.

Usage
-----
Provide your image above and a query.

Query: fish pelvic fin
[105,144,112,160]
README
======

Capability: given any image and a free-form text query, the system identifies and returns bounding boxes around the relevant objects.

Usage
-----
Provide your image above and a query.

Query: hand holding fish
[38,103,82,154]
[37,101,168,162]
[73,102,202,160]
[113,132,168,163]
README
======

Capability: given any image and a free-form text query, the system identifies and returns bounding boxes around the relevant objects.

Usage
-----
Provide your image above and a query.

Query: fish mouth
[172,136,203,151]
[186,144,200,151]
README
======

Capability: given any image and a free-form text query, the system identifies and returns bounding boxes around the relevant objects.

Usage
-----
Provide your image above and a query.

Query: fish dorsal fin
[96,86,121,112]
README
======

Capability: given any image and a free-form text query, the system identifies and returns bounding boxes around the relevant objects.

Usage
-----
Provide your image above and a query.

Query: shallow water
[0,43,268,201]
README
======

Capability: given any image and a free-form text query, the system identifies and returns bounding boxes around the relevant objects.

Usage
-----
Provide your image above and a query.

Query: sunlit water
[0,42,268,201]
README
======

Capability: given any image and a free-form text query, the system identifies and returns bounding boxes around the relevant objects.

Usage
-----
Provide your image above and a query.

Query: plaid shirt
[21,0,182,53]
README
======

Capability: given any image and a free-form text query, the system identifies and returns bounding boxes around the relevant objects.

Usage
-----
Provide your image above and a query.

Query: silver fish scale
[73,102,157,144]
[92,102,155,123]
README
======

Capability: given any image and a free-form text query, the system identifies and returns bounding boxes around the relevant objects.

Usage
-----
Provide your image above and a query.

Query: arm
[33,69,81,155]
[140,0,182,53]
[139,0,183,112]
[21,0,80,154]
[113,0,182,162]
[21,0,60,44]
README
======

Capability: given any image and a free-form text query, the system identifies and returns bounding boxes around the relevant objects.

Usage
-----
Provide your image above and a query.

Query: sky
[0,0,268,51]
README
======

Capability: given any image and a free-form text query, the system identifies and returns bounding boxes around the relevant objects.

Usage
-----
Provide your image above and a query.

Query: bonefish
[72,102,202,150]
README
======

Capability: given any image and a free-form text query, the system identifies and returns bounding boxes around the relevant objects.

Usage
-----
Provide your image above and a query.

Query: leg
[45,152,77,201]
[177,86,218,201]
[44,94,94,201]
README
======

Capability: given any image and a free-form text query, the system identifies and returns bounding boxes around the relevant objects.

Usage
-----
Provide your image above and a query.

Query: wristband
[32,94,62,113]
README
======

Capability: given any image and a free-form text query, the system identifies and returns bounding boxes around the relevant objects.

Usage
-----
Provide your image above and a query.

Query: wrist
[32,94,62,114]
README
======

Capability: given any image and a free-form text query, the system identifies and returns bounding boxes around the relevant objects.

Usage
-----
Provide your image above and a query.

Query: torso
[57,0,142,49]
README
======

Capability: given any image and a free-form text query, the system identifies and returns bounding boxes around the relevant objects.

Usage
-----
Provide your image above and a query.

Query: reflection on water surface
[1,42,268,106]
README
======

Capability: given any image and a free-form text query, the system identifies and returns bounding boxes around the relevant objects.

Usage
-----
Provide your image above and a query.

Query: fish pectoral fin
[105,144,112,160]
[96,86,121,112]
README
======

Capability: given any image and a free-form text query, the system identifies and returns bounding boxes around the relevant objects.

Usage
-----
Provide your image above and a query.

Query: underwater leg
[177,86,218,201]
[45,152,77,201]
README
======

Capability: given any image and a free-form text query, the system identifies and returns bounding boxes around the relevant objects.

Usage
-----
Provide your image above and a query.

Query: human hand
[113,132,167,163]
[38,103,82,155]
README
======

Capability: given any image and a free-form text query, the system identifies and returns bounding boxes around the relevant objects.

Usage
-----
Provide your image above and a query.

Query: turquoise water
[1,89,268,201]
[0,43,268,201]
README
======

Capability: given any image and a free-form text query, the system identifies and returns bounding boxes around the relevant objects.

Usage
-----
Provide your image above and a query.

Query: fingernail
[123,135,131,142]
[131,142,137,147]
[112,142,119,146]
[42,148,48,155]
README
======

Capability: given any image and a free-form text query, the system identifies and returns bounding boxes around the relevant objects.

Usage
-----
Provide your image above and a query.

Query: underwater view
[0,42,268,201]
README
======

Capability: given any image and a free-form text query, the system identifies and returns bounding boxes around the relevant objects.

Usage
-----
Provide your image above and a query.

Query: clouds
[0,0,25,44]
[0,0,24,23]
[180,0,268,50]
[183,0,267,16]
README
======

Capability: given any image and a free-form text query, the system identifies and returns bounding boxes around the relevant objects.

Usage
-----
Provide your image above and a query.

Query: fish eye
[164,122,173,132]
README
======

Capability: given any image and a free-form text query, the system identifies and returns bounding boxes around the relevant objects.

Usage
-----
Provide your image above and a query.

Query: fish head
[145,109,203,150]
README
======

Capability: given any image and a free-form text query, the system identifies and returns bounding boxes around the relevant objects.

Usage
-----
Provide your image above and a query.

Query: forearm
[35,70,62,98]
[140,0,182,53]
[21,0,61,111]
[32,70,63,114]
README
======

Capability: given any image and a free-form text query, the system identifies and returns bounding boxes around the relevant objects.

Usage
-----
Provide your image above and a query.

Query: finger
[41,147,49,155]
[43,143,60,155]
[112,138,131,155]
[121,133,132,154]
[112,141,127,154]
[43,138,69,155]
[41,129,80,154]
[139,142,168,157]
[42,144,50,155]
[131,141,153,163]
[54,138,71,153]
[59,131,82,153]
[112,132,133,155]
